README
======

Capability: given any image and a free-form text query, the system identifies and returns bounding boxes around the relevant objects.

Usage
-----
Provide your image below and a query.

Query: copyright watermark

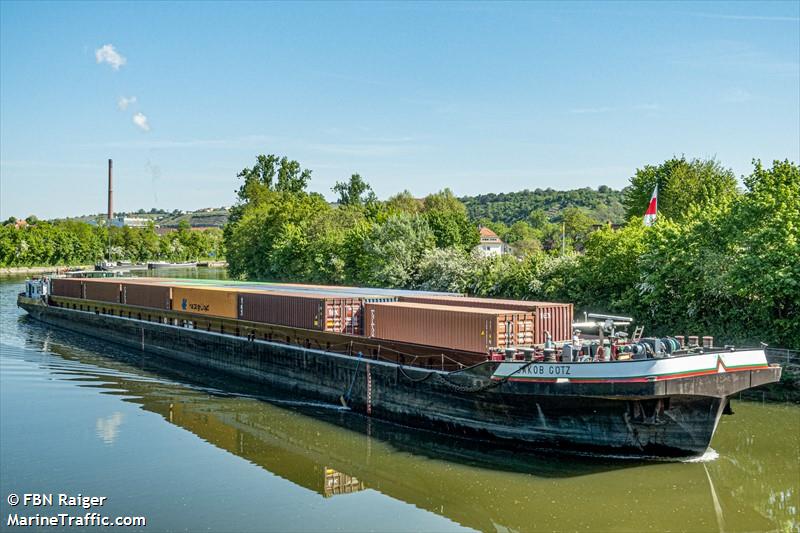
[5,493,146,528]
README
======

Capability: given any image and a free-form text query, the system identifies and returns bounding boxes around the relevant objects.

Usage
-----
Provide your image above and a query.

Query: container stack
[239,292,366,334]
[363,301,535,354]
[398,295,574,343]
[51,277,575,352]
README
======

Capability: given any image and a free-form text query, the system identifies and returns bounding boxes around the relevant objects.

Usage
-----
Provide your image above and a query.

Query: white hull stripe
[491,350,770,383]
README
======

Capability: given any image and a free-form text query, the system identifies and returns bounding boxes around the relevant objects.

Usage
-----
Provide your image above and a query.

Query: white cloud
[117,96,137,110]
[722,88,753,103]
[132,112,150,131]
[694,13,800,22]
[633,103,661,111]
[95,44,126,70]
[569,106,613,114]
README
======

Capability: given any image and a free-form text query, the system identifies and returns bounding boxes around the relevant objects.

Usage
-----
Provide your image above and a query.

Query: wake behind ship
[18,275,781,459]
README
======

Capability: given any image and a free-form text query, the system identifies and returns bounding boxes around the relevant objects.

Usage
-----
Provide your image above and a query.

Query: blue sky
[1,1,798,219]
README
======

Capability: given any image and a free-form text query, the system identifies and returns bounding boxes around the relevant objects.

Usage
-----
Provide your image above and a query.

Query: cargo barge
[18,276,781,459]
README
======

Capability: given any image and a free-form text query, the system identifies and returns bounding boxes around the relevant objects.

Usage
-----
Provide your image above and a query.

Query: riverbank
[0,265,92,277]
[1,261,227,277]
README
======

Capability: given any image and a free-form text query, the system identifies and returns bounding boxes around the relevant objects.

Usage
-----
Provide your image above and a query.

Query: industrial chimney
[107,159,113,222]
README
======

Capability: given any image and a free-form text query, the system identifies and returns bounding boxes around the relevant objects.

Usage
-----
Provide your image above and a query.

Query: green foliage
[384,190,422,215]
[461,187,625,226]
[413,248,475,293]
[354,213,436,288]
[333,174,377,207]
[229,154,313,227]
[559,207,596,250]
[724,160,799,348]
[226,190,334,280]
[572,221,647,315]
[623,156,738,222]
[422,189,479,251]
[209,154,800,350]
[0,220,223,267]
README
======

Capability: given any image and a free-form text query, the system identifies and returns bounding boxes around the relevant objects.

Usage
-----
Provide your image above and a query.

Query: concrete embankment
[0,265,93,277]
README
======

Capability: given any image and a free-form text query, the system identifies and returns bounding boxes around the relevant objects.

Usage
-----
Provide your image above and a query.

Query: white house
[110,216,151,228]
[475,226,509,257]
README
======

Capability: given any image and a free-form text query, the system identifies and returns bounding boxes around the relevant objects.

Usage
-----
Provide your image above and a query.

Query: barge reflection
[19,318,799,533]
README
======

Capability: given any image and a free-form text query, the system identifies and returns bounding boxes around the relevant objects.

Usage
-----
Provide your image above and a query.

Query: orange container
[171,286,238,318]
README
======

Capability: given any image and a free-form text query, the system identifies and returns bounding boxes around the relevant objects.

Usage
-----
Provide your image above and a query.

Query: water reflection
[11,321,798,533]
[95,412,124,444]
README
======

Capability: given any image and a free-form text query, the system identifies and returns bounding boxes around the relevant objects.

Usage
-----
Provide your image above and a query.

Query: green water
[1,270,798,532]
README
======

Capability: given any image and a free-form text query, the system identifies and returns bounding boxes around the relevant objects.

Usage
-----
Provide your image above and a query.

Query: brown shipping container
[122,283,172,310]
[171,286,238,318]
[363,302,534,354]
[238,292,364,334]
[83,279,121,303]
[399,295,573,344]
[51,278,83,298]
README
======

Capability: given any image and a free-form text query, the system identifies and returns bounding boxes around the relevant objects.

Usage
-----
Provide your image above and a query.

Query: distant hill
[52,207,229,229]
[460,186,627,225]
[157,208,229,228]
[51,186,627,230]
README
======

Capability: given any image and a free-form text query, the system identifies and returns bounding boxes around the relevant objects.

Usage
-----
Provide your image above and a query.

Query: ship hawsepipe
[17,291,781,459]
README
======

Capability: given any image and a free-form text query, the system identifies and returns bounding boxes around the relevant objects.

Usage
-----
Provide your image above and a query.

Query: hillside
[49,187,627,230]
[51,207,229,228]
[460,186,627,225]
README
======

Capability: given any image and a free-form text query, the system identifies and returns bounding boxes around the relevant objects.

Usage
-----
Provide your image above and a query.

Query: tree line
[461,186,626,226]
[2,153,796,349]
[224,154,798,349]
[0,219,224,267]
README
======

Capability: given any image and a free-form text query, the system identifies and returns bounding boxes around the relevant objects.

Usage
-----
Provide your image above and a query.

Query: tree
[460,187,626,226]
[333,174,376,206]
[356,213,436,287]
[724,160,800,348]
[560,207,597,250]
[422,189,479,251]
[413,248,474,293]
[527,209,549,229]
[623,157,738,222]
[385,190,421,214]
[234,154,312,207]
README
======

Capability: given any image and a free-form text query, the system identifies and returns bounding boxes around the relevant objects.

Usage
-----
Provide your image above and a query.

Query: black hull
[19,301,759,458]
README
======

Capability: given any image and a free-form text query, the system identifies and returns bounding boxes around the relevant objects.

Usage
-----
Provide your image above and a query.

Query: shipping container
[363,301,535,354]
[51,278,83,299]
[398,295,573,343]
[171,286,238,318]
[238,292,367,334]
[83,279,122,303]
[122,283,172,310]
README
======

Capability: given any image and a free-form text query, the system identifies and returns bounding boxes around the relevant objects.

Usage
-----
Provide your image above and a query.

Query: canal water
[1,270,798,532]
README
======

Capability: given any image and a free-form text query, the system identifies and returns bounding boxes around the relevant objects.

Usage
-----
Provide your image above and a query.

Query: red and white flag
[643,185,658,226]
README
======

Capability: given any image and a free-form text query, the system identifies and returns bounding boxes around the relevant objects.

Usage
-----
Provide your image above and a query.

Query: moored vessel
[17,276,782,459]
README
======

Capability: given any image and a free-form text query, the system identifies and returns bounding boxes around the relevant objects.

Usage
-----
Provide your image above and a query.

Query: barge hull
[19,299,778,458]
